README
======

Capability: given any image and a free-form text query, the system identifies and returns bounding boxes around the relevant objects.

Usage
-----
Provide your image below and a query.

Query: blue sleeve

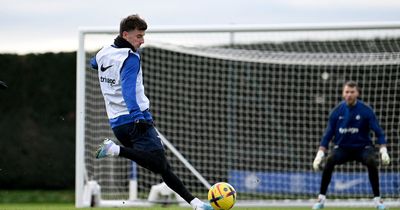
[90,56,98,70]
[368,109,386,145]
[320,110,336,148]
[121,53,144,121]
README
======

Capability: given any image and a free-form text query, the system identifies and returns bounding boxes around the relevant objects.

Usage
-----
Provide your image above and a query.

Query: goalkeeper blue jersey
[320,100,386,149]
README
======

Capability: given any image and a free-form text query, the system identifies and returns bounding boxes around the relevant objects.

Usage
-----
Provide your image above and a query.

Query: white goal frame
[76,22,400,208]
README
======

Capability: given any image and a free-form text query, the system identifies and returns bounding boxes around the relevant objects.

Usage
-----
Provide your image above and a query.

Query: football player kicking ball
[312,81,390,210]
[91,14,213,210]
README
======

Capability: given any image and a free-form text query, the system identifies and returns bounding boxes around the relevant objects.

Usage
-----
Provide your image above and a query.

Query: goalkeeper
[312,81,390,210]
[90,14,212,210]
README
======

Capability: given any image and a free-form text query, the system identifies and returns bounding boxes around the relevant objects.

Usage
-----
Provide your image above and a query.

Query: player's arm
[120,53,145,121]
[90,56,98,70]
[368,110,390,165]
[121,54,152,133]
[319,112,336,149]
[313,111,336,170]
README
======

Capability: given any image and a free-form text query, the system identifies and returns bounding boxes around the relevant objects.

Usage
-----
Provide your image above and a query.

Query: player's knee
[160,162,171,174]
[365,156,378,167]
[150,158,171,174]
[325,155,336,167]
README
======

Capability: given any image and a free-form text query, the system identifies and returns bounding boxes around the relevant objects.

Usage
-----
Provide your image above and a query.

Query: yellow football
[208,182,237,210]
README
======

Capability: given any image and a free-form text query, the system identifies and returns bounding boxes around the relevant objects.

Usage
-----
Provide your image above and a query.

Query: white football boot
[95,139,118,158]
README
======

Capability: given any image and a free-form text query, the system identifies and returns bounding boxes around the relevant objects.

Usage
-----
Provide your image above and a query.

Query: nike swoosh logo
[334,178,364,190]
[100,64,113,72]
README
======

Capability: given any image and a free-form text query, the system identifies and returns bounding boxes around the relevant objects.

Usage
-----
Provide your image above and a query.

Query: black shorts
[112,122,164,152]
[328,146,376,166]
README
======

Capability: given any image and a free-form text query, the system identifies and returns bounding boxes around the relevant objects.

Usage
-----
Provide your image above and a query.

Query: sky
[1,0,400,54]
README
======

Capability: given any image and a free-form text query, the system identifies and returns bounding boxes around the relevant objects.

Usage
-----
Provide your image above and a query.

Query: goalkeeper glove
[313,150,325,171]
[379,147,390,165]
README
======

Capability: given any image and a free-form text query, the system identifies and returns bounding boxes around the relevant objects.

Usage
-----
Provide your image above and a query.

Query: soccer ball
[208,182,237,210]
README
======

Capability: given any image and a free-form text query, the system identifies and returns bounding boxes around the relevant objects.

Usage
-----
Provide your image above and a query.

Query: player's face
[123,29,145,50]
[342,85,359,106]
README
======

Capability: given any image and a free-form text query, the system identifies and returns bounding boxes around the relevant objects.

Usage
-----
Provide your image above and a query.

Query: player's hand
[379,147,390,165]
[313,150,325,171]
[134,119,153,134]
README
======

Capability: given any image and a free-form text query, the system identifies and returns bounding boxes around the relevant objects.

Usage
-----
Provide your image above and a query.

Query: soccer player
[90,14,213,210]
[312,81,390,210]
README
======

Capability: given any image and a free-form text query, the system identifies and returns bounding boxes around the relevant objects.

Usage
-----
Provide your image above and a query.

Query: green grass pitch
[0,204,399,210]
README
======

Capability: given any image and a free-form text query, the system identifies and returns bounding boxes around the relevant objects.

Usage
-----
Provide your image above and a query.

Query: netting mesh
[81,27,400,203]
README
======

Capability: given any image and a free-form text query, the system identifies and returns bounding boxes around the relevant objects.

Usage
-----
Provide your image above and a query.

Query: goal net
[76,23,400,208]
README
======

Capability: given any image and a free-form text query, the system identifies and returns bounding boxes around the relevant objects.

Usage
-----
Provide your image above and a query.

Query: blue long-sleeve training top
[320,100,386,149]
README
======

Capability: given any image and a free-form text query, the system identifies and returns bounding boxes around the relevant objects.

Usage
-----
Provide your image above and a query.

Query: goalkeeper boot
[312,194,326,209]
[312,195,325,210]
[376,204,387,210]
[95,139,118,159]
[312,202,324,210]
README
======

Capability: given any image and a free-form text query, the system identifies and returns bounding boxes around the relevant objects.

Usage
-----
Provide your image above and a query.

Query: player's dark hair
[119,14,147,36]
[343,80,361,94]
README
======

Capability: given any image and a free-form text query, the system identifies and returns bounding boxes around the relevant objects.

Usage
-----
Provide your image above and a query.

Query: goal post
[76,23,400,208]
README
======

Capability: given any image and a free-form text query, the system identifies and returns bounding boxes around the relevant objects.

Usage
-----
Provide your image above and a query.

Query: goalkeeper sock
[373,197,383,205]
[317,194,326,203]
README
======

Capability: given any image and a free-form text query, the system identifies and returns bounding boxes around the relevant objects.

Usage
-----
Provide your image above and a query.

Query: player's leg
[358,146,386,210]
[138,128,212,210]
[95,123,147,158]
[96,123,164,159]
[144,150,212,210]
[95,138,160,170]
[98,124,212,210]
[138,149,195,203]
[359,146,380,197]
[313,147,350,209]
[320,147,349,194]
